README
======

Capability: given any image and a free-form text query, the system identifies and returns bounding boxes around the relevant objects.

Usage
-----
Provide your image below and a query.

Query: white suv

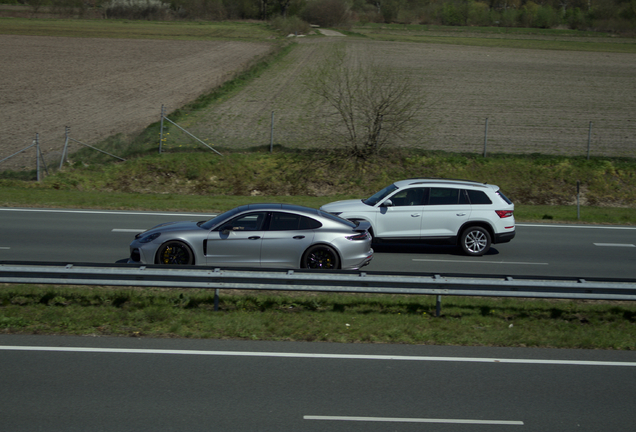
[320,179,515,256]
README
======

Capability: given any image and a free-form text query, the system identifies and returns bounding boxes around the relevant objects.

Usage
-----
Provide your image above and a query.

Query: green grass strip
[1,286,634,348]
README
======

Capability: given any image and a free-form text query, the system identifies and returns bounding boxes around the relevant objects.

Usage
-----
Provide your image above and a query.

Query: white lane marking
[112,229,145,233]
[0,247,10,250]
[413,259,548,265]
[1,346,635,367]
[304,415,524,425]
[518,223,636,230]
[0,208,216,217]
[594,243,635,247]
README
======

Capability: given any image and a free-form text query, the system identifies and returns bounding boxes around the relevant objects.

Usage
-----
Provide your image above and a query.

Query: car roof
[394,178,498,191]
[241,203,321,216]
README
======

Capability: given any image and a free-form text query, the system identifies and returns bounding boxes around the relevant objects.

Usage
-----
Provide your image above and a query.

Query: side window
[300,216,322,230]
[467,190,493,205]
[269,212,301,230]
[269,213,322,230]
[429,188,463,205]
[390,188,428,207]
[220,212,266,231]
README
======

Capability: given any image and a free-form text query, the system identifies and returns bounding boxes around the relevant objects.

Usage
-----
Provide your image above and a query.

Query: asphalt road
[1,207,635,279]
[1,334,636,432]
[0,208,636,278]
[1,209,636,431]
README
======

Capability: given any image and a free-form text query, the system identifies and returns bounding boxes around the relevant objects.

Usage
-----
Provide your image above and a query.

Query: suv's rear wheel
[460,226,491,256]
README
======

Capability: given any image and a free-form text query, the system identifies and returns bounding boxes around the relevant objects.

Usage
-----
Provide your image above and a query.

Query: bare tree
[304,45,424,158]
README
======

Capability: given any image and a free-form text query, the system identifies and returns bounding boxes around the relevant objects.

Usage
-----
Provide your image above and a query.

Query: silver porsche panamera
[128,203,374,270]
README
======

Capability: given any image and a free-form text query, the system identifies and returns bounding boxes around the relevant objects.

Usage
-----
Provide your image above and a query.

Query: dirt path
[0,35,274,170]
[316,29,346,37]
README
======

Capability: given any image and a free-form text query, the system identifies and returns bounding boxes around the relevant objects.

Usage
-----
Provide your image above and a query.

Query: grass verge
[1,285,634,349]
[1,186,636,225]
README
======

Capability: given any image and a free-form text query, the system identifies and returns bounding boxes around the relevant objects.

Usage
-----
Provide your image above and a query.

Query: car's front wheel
[302,245,340,269]
[156,241,194,265]
[460,227,491,256]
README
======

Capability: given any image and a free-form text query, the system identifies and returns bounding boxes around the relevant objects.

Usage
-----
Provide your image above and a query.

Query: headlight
[138,232,161,243]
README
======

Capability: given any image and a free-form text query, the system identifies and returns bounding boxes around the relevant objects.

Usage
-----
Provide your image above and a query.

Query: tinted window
[428,188,465,205]
[269,212,322,230]
[390,187,428,207]
[218,212,266,231]
[496,190,513,205]
[467,190,493,205]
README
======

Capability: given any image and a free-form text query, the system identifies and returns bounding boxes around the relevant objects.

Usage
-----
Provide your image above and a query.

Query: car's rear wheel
[156,241,194,265]
[460,227,491,256]
[302,245,340,269]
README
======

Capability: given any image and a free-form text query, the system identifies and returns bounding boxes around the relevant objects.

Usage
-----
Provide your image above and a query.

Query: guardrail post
[214,288,220,311]
[436,295,442,317]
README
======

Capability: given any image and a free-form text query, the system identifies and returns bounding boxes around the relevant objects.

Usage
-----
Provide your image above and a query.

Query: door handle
[456,213,466,216]
[411,214,421,217]
[248,236,261,240]
[293,235,306,239]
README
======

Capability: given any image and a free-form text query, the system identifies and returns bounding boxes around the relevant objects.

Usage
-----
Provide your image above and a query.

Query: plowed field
[0,35,273,170]
[2,34,635,173]
[187,37,636,158]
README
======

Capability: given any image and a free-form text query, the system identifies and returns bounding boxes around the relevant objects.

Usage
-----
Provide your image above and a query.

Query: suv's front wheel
[460,226,491,256]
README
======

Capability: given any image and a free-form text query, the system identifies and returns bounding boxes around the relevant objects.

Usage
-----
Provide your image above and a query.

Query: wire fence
[1,106,634,181]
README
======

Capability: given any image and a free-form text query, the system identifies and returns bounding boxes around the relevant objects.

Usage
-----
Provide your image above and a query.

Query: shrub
[301,0,352,27]
[172,0,226,20]
[105,0,171,19]
[532,5,561,28]
[270,15,311,35]
[498,7,519,27]
[566,7,587,29]
[467,1,492,25]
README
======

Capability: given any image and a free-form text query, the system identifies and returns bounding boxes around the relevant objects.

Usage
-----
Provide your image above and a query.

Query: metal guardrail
[1,262,636,302]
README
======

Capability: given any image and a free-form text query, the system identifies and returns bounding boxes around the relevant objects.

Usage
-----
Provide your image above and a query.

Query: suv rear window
[496,191,513,205]
[467,190,493,205]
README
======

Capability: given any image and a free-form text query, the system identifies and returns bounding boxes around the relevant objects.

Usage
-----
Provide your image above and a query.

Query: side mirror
[221,225,232,235]
[381,199,393,207]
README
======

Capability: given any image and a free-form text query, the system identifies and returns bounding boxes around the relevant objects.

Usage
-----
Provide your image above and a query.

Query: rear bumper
[343,248,374,270]
[494,229,515,244]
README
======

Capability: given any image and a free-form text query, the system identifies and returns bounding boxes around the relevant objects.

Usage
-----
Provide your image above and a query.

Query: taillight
[346,232,370,241]
[496,210,514,218]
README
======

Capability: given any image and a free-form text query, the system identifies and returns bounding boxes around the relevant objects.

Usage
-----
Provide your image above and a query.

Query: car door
[260,212,316,268]
[374,187,428,239]
[205,211,267,267]
[420,187,471,239]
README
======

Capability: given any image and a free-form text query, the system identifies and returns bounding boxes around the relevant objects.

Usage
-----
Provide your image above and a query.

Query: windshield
[363,184,398,206]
